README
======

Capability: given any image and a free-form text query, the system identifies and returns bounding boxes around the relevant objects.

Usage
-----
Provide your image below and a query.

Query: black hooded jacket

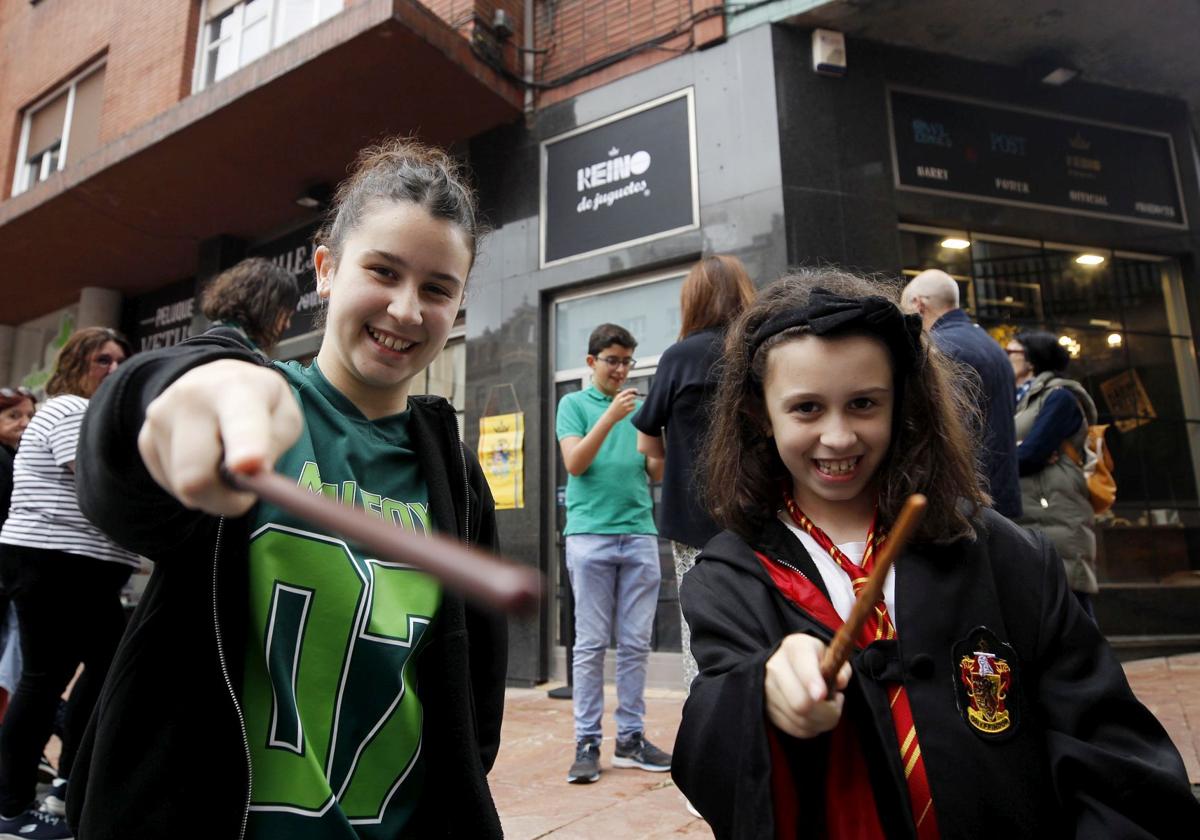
[69,331,507,839]
[672,510,1198,839]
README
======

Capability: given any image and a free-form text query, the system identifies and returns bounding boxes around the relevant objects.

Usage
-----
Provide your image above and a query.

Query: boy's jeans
[565,534,661,741]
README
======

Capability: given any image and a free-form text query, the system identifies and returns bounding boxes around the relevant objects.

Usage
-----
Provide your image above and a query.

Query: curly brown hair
[46,327,132,399]
[701,267,988,544]
[201,257,300,351]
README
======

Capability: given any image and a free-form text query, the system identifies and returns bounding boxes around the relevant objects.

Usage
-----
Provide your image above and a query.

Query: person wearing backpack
[1007,331,1100,620]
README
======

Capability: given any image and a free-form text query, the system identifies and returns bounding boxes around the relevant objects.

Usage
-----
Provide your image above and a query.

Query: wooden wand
[818,493,927,697]
[225,468,543,614]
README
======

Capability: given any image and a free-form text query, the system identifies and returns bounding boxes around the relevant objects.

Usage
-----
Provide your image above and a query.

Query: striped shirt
[0,395,142,567]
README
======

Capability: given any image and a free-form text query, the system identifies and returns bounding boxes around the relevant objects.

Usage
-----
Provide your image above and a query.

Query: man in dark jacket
[903,269,1021,518]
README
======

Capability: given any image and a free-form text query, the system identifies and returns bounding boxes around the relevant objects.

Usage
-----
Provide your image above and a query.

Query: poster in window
[479,413,525,510]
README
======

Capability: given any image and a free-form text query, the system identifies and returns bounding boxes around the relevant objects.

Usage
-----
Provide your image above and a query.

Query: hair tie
[748,288,924,372]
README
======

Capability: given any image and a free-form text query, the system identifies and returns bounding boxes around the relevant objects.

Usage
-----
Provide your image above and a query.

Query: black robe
[672,510,1198,839]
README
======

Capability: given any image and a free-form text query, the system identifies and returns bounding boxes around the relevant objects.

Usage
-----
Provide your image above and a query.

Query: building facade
[4,1,1199,684]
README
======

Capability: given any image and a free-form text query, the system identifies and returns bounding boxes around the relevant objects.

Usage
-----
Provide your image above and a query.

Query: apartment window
[197,0,343,90]
[12,62,105,196]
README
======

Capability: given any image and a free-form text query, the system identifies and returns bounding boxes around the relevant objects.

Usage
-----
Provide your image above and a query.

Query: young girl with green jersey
[69,139,506,840]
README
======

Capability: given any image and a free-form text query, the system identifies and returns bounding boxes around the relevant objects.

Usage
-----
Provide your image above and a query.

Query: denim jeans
[565,533,661,741]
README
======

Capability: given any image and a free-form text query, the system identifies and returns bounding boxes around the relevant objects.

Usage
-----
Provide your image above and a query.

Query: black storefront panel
[126,277,196,353]
[889,87,1187,229]
[540,88,699,267]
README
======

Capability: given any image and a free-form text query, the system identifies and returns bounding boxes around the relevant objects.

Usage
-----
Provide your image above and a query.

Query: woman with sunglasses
[0,328,140,839]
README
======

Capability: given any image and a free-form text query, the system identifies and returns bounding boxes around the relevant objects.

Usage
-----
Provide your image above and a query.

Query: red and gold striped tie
[784,494,940,839]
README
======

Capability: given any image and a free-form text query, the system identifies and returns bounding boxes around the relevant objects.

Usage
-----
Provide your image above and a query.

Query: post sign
[540,88,699,267]
[888,87,1187,229]
[127,278,196,352]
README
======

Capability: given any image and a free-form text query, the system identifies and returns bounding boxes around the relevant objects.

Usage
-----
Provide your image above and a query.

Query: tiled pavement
[493,654,1200,839]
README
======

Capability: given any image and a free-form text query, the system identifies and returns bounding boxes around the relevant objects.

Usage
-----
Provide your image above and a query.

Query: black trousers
[0,544,130,814]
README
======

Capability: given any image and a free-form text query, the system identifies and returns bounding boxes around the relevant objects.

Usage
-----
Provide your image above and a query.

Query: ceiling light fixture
[940,237,971,250]
[294,184,330,210]
[1107,333,1123,348]
[1075,253,1105,266]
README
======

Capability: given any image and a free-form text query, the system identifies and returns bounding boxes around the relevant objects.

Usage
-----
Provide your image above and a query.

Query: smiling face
[587,343,635,397]
[762,334,894,532]
[314,200,471,419]
[0,398,35,449]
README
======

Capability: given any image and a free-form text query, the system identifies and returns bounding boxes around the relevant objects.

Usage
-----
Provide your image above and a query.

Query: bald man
[902,269,1022,518]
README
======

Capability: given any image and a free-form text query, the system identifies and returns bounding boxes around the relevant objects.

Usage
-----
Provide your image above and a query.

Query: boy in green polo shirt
[556,324,670,784]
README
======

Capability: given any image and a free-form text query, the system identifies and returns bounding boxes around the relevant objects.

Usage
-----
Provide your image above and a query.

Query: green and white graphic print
[242,361,441,840]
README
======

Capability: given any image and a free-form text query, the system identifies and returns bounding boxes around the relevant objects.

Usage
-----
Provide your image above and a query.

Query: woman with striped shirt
[0,328,140,840]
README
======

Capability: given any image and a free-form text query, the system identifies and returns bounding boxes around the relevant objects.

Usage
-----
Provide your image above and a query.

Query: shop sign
[540,88,699,267]
[249,223,322,341]
[129,278,196,352]
[888,87,1187,229]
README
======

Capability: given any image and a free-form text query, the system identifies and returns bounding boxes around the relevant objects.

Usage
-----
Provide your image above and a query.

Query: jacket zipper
[211,516,252,840]
[452,413,470,548]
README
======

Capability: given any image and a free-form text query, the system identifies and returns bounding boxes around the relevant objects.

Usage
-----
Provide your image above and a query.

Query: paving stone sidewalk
[492,654,1200,839]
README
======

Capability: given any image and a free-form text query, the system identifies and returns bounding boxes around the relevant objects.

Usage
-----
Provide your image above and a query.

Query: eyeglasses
[596,356,637,368]
[0,387,33,400]
[91,354,125,369]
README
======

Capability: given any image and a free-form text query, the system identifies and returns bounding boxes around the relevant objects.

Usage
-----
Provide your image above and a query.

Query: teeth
[367,327,414,351]
[816,457,859,476]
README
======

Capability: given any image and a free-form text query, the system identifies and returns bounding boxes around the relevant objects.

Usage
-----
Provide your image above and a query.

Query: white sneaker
[42,779,67,817]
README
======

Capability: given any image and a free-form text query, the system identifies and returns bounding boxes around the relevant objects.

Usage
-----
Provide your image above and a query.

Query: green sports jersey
[242,361,441,840]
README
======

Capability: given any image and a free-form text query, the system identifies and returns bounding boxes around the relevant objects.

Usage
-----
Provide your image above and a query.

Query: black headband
[748,288,924,371]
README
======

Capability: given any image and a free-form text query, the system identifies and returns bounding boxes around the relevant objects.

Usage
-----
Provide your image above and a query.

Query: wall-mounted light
[1075,253,1105,266]
[940,237,971,250]
[294,184,330,209]
[1041,67,1078,86]
[1107,333,1123,348]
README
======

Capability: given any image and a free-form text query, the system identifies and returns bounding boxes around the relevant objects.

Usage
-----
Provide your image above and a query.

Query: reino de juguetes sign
[541,89,699,266]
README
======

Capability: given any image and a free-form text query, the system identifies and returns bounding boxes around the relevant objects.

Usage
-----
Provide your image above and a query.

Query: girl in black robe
[672,268,1197,839]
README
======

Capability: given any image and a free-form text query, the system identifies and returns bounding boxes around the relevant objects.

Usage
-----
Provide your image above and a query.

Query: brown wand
[225,468,542,614]
[819,493,927,697]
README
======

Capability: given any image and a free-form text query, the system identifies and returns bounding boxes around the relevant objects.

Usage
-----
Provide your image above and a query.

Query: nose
[387,283,423,325]
[819,413,857,451]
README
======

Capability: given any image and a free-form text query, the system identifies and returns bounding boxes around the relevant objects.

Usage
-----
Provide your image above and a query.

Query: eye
[368,265,397,281]
[848,396,878,411]
[424,282,456,299]
[791,400,820,415]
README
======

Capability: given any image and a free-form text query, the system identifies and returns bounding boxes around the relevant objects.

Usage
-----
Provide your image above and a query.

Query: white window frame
[11,58,105,197]
[193,0,343,92]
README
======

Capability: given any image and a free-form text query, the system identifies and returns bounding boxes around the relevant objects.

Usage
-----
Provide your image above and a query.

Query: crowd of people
[0,134,1194,839]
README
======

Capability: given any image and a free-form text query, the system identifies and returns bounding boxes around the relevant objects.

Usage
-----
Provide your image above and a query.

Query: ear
[585,354,597,370]
[314,245,335,299]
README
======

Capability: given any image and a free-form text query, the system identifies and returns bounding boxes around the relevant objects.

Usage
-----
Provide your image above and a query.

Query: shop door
[549,269,687,687]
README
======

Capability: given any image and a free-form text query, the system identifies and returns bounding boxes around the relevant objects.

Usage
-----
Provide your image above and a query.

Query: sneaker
[42,779,66,817]
[36,756,55,785]
[613,732,671,772]
[566,737,601,784]
[0,808,73,839]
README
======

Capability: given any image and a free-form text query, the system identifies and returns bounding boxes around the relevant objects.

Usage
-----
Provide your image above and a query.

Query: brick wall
[532,0,723,107]
[421,0,526,76]
[0,0,196,199]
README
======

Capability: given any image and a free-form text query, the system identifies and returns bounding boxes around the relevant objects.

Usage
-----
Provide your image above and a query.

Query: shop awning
[1,0,522,324]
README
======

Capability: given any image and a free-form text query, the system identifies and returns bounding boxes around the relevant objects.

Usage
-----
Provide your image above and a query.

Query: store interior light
[1107,333,1124,348]
[1075,253,1106,266]
[940,237,971,250]
[1058,334,1082,359]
